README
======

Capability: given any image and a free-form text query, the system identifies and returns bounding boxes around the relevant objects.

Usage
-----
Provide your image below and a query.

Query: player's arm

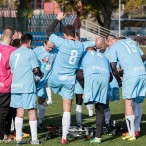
[109,72,113,83]
[46,12,65,36]
[141,54,146,62]
[33,67,44,79]
[110,62,122,88]
[30,51,44,79]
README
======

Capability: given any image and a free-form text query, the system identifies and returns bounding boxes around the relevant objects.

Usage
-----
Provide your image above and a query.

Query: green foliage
[125,0,143,13]
[15,0,33,19]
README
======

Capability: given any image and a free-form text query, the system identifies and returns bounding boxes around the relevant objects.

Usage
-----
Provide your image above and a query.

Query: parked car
[122,30,146,45]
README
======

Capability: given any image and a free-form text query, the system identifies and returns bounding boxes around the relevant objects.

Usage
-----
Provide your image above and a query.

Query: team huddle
[0,12,146,145]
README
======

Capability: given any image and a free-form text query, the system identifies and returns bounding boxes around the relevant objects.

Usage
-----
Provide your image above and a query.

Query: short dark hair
[86,47,96,51]
[118,36,126,40]
[21,33,33,44]
[11,39,21,48]
[44,37,49,45]
[106,35,117,41]
[63,25,75,37]
[3,26,14,38]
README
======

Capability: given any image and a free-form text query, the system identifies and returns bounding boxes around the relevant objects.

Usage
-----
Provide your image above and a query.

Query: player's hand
[57,12,65,21]
[35,76,39,84]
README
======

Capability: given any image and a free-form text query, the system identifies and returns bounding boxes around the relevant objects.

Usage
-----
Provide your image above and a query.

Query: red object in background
[44,2,61,14]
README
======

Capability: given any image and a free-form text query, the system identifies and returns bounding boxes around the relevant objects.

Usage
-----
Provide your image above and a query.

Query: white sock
[104,108,111,125]
[15,117,23,140]
[29,120,38,141]
[86,104,94,116]
[46,86,52,105]
[133,103,142,132]
[62,112,71,140]
[75,104,82,125]
[11,119,15,131]
[125,115,135,137]
[38,104,45,124]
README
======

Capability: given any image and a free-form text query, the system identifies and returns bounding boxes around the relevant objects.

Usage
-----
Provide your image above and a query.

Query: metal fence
[0,8,77,33]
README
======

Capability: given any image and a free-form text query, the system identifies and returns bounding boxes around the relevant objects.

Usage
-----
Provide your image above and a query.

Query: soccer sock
[133,103,142,132]
[38,104,45,124]
[46,86,52,105]
[29,120,38,141]
[15,117,23,140]
[104,107,111,125]
[75,104,82,125]
[62,112,71,140]
[125,115,135,137]
[86,104,94,116]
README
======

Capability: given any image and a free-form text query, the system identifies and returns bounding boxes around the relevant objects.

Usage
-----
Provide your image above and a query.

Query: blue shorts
[84,74,109,105]
[10,93,37,109]
[74,80,83,94]
[47,80,74,99]
[37,87,48,98]
[107,87,120,102]
[122,75,146,100]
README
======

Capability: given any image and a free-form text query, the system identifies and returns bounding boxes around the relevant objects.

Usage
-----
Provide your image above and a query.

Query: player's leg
[104,99,111,126]
[86,104,94,116]
[44,86,52,106]
[23,93,38,144]
[75,94,83,126]
[0,92,11,141]
[38,96,46,129]
[28,108,39,144]
[90,103,104,144]
[123,99,135,140]
[62,98,72,143]
[15,108,25,142]
[133,102,142,136]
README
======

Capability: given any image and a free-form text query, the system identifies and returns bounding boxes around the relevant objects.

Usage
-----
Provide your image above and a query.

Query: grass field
[2,46,146,146]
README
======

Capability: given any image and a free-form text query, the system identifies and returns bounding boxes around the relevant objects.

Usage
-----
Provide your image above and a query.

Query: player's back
[81,51,110,79]
[10,46,38,93]
[110,39,145,79]
[0,44,16,93]
[49,34,84,84]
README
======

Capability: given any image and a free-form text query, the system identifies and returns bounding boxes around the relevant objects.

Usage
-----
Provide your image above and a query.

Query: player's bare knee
[28,108,37,121]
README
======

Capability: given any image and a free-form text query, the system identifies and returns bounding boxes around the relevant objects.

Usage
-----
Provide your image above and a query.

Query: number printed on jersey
[14,53,20,68]
[90,51,103,57]
[69,50,78,65]
[121,41,137,53]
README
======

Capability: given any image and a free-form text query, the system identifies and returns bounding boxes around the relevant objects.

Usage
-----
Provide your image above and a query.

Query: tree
[54,0,144,29]
[15,0,33,31]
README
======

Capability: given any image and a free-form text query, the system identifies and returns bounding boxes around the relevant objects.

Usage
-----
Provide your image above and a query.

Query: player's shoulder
[33,46,43,52]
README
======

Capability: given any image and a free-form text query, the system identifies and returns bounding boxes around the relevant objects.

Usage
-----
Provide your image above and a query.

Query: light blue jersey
[48,34,84,85]
[81,51,110,79]
[110,39,146,79]
[10,46,39,93]
[33,46,58,88]
[74,41,95,94]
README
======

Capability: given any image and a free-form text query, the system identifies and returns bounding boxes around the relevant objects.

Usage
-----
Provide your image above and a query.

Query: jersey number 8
[69,50,78,65]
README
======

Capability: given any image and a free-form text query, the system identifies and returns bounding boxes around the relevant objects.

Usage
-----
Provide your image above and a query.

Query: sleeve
[49,34,65,48]
[109,45,117,63]
[46,19,60,36]
[9,54,14,73]
[30,51,39,70]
